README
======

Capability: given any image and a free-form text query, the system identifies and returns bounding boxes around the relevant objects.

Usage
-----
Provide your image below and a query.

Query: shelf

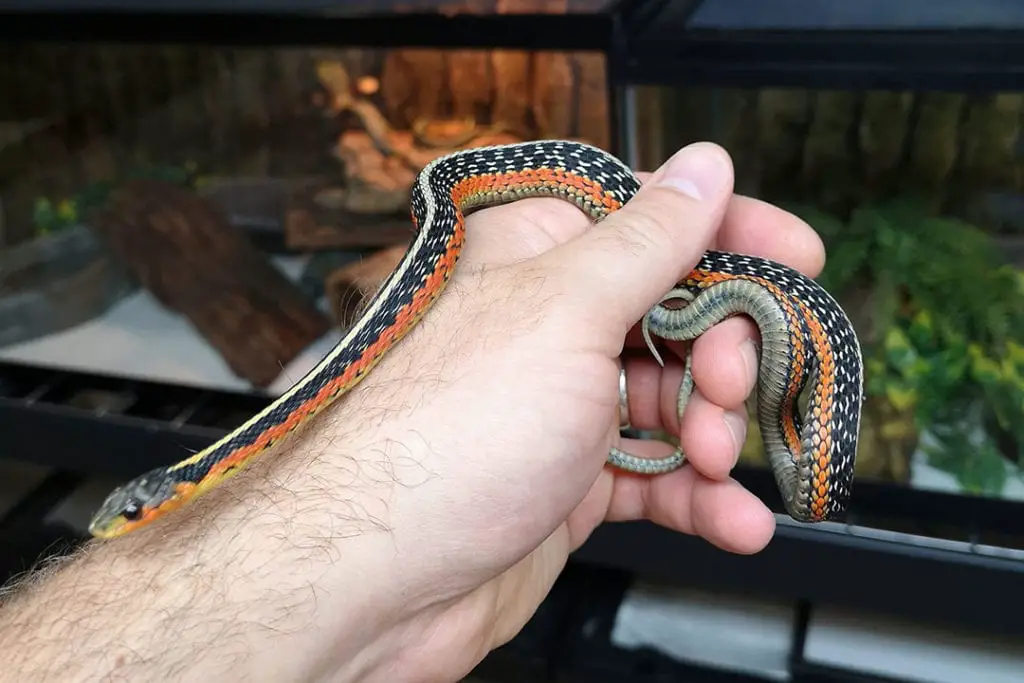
[8,1,1024,90]
[574,516,1024,638]
[5,349,1024,538]
[0,360,246,477]
[2,356,1023,638]
[0,501,968,683]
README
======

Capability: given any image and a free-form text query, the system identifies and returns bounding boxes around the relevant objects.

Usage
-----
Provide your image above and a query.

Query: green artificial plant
[789,199,1024,495]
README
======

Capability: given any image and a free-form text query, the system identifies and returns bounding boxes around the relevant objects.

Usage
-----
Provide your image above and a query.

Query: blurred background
[1,1,1023,681]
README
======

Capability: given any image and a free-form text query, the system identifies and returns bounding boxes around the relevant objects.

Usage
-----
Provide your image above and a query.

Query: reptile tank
[0,2,1022,682]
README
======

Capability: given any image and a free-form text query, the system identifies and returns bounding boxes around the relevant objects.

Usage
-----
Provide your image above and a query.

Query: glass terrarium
[2,1,1023,666]
[0,23,613,399]
[622,6,1024,509]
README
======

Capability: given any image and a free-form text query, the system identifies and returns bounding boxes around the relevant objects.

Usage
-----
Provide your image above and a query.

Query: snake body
[612,258,863,522]
[88,140,863,539]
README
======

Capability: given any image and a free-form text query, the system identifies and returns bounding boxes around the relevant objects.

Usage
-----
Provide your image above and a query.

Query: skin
[0,142,825,683]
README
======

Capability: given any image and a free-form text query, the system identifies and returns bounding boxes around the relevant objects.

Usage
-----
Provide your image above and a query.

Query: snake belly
[87,140,862,539]
[611,254,864,523]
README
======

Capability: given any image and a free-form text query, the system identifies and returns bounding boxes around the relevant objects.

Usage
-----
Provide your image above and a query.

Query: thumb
[545,141,734,332]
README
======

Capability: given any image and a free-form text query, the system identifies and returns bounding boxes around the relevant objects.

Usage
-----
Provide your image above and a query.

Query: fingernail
[740,339,760,394]
[654,142,732,201]
[723,409,748,460]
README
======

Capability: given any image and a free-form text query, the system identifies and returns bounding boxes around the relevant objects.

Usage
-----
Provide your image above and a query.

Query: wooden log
[532,49,575,139]
[90,179,332,388]
[572,52,610,149]
[447,48,493,122]
[286,126,523,251]
[380,48,449,129]
[490,50,532,133]
[285,188,414,250]
[900,92,965,211]
[857,91,913,200]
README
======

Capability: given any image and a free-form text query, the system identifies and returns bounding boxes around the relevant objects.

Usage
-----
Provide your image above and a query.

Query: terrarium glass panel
[629,85,1024,503]
[0,41,610,392]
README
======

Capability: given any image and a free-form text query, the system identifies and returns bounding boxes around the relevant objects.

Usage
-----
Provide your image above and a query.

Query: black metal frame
[2,356,1023,637]
[576,517,1024,637]
[0,362,257,477]
[0,4,616,51]
[0,471,84,537]
[612,2,1024,91]
[615,28,1024,92]
[477,562,930,683]
[593,0,1024,641]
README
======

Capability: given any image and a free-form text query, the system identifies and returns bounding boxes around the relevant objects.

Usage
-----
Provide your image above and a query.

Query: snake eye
[121,501,143,521]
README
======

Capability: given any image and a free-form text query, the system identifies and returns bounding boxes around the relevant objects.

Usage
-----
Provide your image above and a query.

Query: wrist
[0,408,431,683]
[199,418,426,681]
[229,401,468,682]
[287,401,514,683]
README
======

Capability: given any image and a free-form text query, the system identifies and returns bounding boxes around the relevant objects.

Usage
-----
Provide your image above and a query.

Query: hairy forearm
[0,413,415,683]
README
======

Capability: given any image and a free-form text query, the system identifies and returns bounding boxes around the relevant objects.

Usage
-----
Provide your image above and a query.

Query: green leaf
[925,430,1008,496]
[883,327,918,373]
[884,383,918,412]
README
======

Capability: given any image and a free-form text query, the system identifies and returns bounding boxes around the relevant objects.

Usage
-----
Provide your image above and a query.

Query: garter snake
[88,140,863,539]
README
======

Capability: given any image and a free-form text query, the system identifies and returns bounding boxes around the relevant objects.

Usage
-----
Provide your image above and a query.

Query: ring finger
[617,351,746,481]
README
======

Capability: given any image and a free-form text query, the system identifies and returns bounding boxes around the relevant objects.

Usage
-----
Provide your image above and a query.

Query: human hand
[313,141,827,681]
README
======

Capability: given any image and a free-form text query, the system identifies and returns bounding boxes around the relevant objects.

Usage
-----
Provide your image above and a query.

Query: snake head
[88,469,181,539]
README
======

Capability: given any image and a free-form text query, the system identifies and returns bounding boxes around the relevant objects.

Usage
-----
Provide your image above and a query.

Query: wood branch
[531,50,574,139]
[90,179,332,388]
[380,49,448,129]
[570,52,610,149]
[286,127,522,251]
[490,50,532,133]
